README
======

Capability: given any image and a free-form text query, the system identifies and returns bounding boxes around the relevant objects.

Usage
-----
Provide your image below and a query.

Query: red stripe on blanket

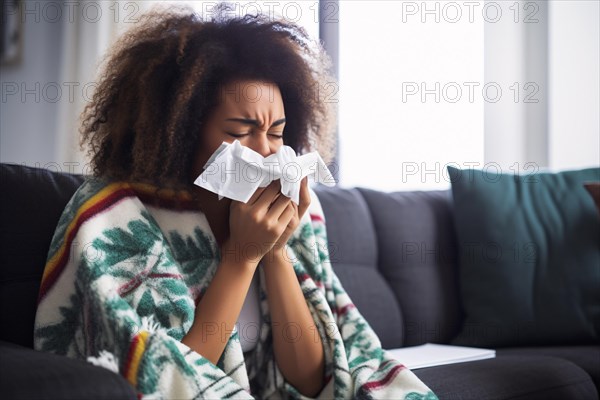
[37,186,136,304]
[337,303,356,316]
[150,272,184,279]
[297,273,325,289]
[124,332,141,376]
[310,213,324,222]
[124,330,150,387]
[298,273,310,281]
[118,273,185,297]
[360,363,406,391]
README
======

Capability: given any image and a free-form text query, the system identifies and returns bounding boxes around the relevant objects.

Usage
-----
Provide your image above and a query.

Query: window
[338,1,484,191]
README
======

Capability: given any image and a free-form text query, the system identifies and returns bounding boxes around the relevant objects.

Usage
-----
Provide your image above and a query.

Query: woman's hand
[221,179,296,268]
[264,177,311,263]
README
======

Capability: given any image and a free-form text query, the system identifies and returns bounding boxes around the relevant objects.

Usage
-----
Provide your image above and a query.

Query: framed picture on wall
[1,0,22,65]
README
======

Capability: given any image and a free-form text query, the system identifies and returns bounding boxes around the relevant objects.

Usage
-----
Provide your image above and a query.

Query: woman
[33,4,438,399]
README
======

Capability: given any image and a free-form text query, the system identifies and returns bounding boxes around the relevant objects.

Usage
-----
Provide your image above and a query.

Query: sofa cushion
[0,164,84,347]
[358,188,462,346]
[448,166,600,347]
[313,187,378,268]
[496,345,600,389]
[0,340,137,399]
[314,186,404,349]
[413,354,599,400]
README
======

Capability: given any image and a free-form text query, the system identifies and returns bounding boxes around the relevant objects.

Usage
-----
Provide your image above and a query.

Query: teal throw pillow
[448,166,600,347]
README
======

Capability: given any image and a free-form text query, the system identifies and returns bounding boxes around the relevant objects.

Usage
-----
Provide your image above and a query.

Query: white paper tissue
[193,140,335,204]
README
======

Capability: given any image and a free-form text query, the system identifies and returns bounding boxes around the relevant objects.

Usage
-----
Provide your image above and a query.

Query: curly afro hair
[80,3,337,191]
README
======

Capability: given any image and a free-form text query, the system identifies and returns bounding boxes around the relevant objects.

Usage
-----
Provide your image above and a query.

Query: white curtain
[55,1,152,169]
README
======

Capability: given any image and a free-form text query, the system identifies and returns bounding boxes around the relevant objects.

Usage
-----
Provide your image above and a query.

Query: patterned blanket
[33,177,438,399]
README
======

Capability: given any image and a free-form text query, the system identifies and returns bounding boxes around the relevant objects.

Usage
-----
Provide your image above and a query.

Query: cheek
[205,128,226,148]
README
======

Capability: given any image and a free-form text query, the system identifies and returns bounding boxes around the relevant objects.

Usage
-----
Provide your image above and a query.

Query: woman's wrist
[262,245,289,268]
[220,239,261,271]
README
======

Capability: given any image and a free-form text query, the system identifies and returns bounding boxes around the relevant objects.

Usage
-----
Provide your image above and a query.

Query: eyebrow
[225,117,286,127]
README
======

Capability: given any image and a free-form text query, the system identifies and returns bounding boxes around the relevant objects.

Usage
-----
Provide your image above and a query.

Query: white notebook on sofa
[387,343,496,369]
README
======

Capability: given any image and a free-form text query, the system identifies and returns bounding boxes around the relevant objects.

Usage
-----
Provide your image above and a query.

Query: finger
[252,179,282,208]
[279,201,296,224]
[247,186,267,205]
[298,177,311,217]
[266,192,292,219]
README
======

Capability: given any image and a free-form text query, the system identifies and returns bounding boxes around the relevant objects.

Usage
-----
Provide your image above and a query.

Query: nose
[247,135,273,157]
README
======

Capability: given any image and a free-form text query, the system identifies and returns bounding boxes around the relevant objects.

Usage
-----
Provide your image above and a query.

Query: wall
[548,0,600,170]
[1,2,64,166]
[1,1,136,171]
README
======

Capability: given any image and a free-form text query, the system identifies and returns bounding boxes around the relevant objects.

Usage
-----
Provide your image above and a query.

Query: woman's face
[191,79,286,180]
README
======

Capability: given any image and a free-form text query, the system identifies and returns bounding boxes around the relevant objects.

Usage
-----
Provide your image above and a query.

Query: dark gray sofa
[1,163,598,399]
[315,186,599,400]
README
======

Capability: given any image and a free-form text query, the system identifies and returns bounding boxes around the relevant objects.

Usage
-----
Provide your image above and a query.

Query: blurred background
[1,0,598,191]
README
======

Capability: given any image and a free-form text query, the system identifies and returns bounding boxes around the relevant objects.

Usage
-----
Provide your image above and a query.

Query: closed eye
[225,132,250,138]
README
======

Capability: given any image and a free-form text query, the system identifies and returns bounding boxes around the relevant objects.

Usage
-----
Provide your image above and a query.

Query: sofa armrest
[0,340,137,400]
